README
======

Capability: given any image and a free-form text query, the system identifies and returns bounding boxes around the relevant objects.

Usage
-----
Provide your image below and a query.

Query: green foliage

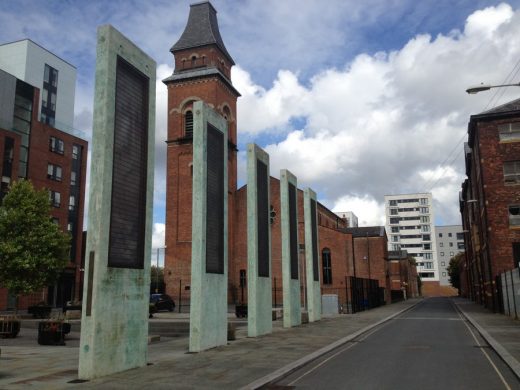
[0,180,70,296]
[447,252,465,290]
[150,265,165,293]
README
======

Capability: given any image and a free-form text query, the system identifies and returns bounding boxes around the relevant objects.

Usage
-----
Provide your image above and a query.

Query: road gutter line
[240,300,422,390]
[452,299,520,382]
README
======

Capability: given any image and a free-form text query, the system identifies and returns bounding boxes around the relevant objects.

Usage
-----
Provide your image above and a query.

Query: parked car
[150,294,175,312]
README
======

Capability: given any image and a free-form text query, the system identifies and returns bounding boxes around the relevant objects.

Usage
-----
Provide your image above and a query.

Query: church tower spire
[163,1,240,304]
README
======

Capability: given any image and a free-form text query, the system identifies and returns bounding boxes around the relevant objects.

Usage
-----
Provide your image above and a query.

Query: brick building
[387,250,419,300]
[0,68,87,310]
[460,98,520,311]
[164,1,392,311]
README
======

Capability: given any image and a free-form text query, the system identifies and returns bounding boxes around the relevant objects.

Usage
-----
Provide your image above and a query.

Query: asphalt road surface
[273,297,520,390]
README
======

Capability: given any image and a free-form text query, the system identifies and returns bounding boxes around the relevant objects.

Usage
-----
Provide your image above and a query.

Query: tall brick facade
[163,2,240,305]
[461,98,520,311]
[164,2,396,310]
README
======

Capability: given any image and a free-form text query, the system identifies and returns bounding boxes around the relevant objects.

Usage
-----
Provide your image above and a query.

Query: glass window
[422,234,431,241]
[50,137,64,154]
[440,242,443,247]
[71,171,76,186]
[448,232,452,237]
[441,261,445,266]
[450,251,454,256]
[439,233,443,237]
[49,191,61,207]
[449,242,453,247]
[391,227,399,233]
[509,205,520,226]
[421,216,429,223]
[420,207,429,214]
[456,233,464,240]
[322,248,332,285]
[421,225,430,232]
[44,64,50,83]
[504,161,520,184]
[391,235,399,242]
[389,200,397,206]
[498,122,520,142]
[390,208,398,215]
[47,163,62,181]
[69,195,76,211]
[442,272,447,277]
[420,198,428,205]
[424,253,432,259]
[423,243,431,250]
[72,145,79,159]
[457,242,465,250]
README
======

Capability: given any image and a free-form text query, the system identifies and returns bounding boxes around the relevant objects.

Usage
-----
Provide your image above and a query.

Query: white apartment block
[335,211,358,227]
[0,39,76,132]
[384,193,439,282]
[435,225,465,286]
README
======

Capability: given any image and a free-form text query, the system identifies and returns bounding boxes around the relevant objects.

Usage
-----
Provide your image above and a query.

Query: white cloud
[152,223,165,249]
[332,195,385,226]
[235,3,520,225]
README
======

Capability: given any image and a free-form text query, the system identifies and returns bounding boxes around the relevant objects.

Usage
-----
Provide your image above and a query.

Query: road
[273,297,520,389]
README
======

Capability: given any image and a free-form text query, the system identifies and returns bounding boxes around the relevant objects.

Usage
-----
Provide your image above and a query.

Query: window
[509,205,520,226]
[457,242,465,250]
[423,243,431,250]
[420,272,435,278]
[47,163,62,181]
[389,200,397,206]
[441,261,445,266]
[449,242,453,247]
[391,227,399,233]
[420,207,429,214]
[390,217,400,224]
[390,208,398,215]
[441,252,444,256]
[184,110,193,137]
[422,234,431,241]
[391,235,399,242]
[442,272,447,277]
[498,122,520,142]
[456,233,464,240]
[69,195,76,211]
[420,198,428,205]
[71,171,76,186]
[503,161,520,184]
[440,242,444,247]
[439,233,443,238]
[50,136,64,154]
[67,222,73,232]
[49,191,61,207]
[450,251,454,256]
[52,217,59,225]
[448,232,452,237]
[424,262,433,269]
[424,253,432,259]
[421,216,429,223]
[322,248,332,285]
[42,64,58,125]
[72,145,80,159]
[421,225,430,232]
[513,243,520,266]
[392,244,401,251]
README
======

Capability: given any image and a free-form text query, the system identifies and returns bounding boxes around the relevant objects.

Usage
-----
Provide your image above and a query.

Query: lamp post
[466,82,520,94]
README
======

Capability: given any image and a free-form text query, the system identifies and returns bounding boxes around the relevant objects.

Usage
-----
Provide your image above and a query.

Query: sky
[2,0,520,251]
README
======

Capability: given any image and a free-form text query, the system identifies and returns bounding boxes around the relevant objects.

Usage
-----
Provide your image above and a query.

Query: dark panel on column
[206,123,224,274]
[311,199,319,281]
[108,56,149,269]
[289,183,298,280]
[257,160,269,277]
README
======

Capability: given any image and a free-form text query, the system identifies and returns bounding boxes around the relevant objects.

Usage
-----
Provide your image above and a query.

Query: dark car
[150,294,175,312]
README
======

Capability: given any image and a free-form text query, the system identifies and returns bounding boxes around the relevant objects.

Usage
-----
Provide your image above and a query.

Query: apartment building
[435,225,465,286]
[384,193,440,294]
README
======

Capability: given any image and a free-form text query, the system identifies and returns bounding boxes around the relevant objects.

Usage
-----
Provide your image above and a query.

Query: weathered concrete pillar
[280,169,301,328]
[304,188,321,322]
[247,143,272,337]
[79,25,156,379]
[189,101,228,352]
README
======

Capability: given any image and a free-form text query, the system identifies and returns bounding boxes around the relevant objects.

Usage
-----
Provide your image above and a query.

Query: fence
[497,268,520,319]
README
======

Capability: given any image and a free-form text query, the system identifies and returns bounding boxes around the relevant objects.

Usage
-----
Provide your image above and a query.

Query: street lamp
[466,82,520,94]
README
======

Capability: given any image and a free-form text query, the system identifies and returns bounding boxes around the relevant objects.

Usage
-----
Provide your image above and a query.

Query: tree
[150,265,165,294]
[0,180,70,307]
[447,252,465,291]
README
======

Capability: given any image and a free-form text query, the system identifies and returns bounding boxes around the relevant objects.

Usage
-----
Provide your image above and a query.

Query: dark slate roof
[171,1,234,65]
[479,97,520,115]
[343,226,385,238]
[387,250,409,260]
[162,67,240,96]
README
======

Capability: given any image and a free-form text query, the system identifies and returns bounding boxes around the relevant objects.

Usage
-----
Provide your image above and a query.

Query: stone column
[189,101,228,352]
[79,25,156,379]
[304,188,321,322]
[247,143,272,337]
[280,169,301,328]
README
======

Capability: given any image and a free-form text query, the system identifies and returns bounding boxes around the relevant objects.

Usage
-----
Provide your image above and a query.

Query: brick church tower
[163,1,240,305]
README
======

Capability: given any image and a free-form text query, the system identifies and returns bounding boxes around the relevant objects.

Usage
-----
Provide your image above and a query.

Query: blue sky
[1,0,520,248]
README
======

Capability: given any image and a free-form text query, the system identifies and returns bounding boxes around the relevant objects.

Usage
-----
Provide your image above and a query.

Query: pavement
[0,297,518,389]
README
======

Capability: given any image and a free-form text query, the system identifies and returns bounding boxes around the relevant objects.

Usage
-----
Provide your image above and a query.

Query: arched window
[322,248,332,284]
[184,110,193,138]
